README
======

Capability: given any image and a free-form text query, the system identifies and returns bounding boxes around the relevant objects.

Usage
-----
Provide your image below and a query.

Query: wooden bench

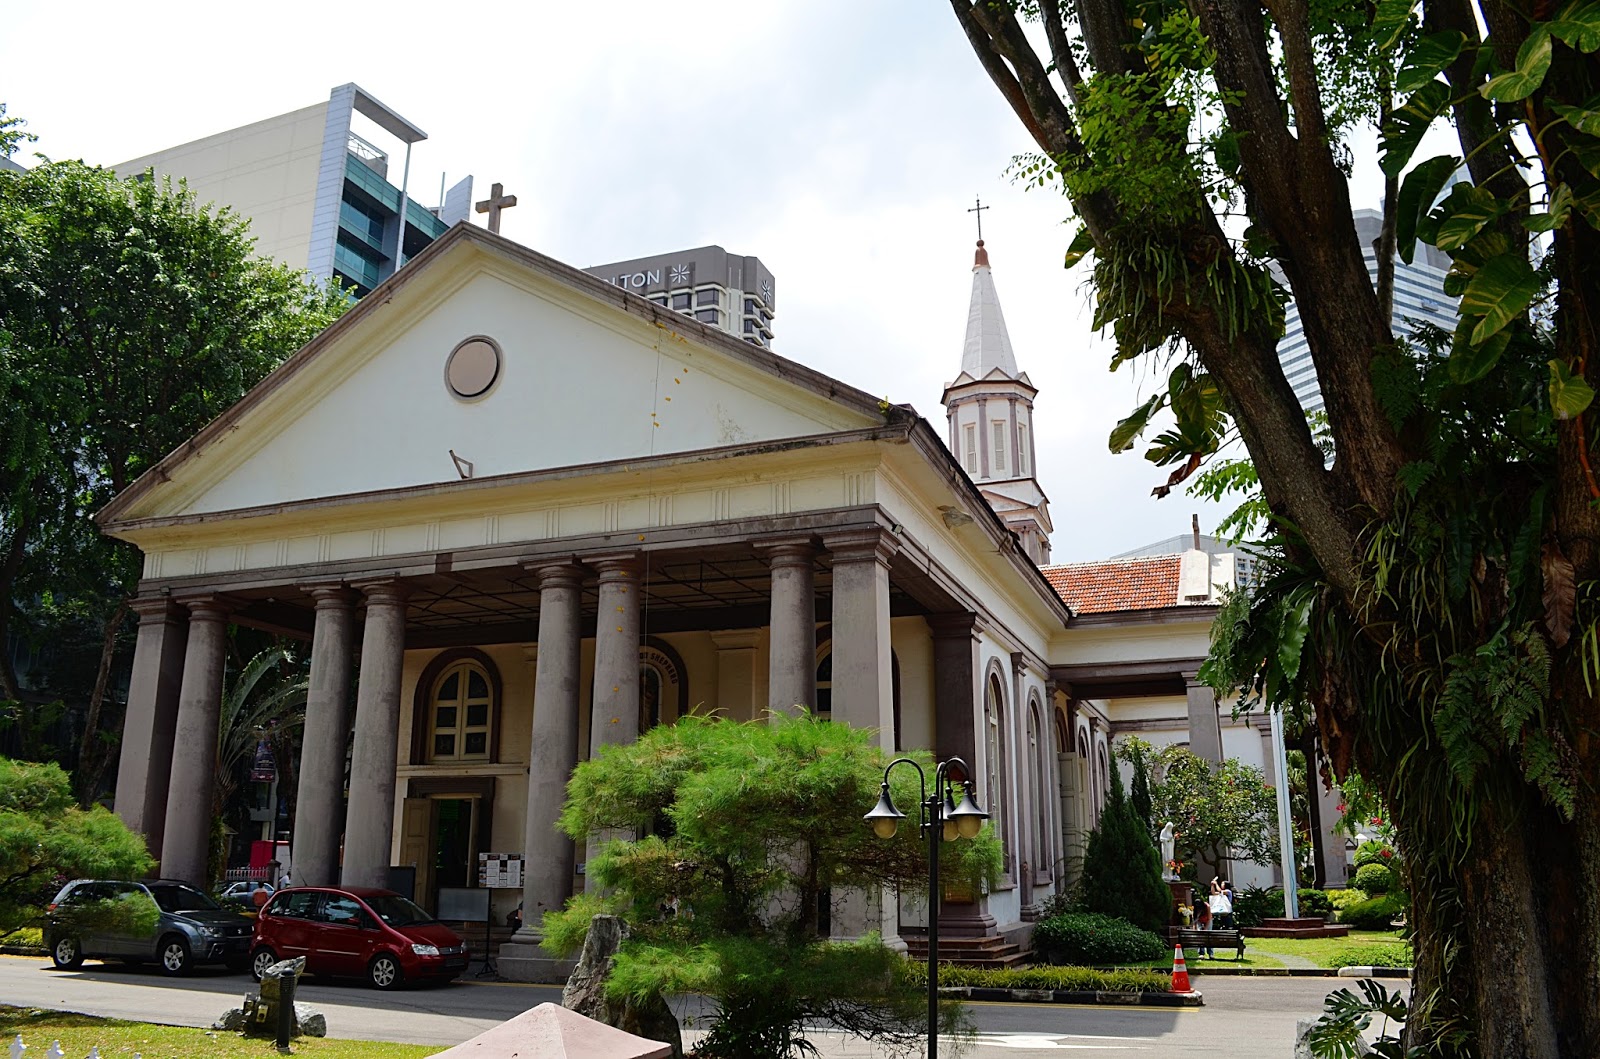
[1172,928,1246,961]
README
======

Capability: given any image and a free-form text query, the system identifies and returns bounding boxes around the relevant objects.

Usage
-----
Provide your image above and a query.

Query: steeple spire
[960,239,1019,380]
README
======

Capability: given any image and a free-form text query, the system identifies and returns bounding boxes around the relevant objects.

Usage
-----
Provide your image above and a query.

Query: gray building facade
[584,246,776,348]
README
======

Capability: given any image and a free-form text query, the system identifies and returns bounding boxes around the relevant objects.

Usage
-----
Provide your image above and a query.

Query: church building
[98,223,1243,979]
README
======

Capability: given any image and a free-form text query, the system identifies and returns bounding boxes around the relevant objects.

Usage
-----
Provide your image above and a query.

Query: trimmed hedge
[1334,942,1413,969]
[1032,912,1168,966]
[1297,888,1333,918]
[904,961,1172,992]
[1353,862,1396,896]
[1339,894,1405,930]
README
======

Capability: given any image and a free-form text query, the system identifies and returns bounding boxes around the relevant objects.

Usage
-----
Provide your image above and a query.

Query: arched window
[984,673,1011,872]
[1028,699,1048,875]
[429,660,493,763]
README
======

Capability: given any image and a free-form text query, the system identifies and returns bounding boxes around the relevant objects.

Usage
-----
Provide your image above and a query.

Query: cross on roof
[475,182,518,234]
[968,196,989,242]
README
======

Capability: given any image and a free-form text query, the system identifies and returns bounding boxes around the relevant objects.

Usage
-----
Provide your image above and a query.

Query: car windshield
[363,894,436,927]
[149,884,221,913]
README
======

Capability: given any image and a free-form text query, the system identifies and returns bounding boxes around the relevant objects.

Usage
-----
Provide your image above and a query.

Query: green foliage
[1337,941,1415,968]
[1306,979,1411,1059]
[0,757,153,935]
[1126,740,1279,874]
[906,960,1173,992]
[544,714,999,1057]
[1232,885,1285,928]
[1353,863,1398,896]
[1324,888,1367,913]
[1353,840,1397,870]
[1078,763,1171,933]
[1128,745,1154,833]
[1339,895,1407,930]
[0,146,349,801]
[1298,888,1334,918]
[1031,912,1169,966]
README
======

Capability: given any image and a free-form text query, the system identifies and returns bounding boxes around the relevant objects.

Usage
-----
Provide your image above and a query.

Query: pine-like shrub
[1079,766,1172,933]
[1353,862,1396,896]
[1032,912,1169,965]
[1339,894,1405,930]
[1297,888,1333,918]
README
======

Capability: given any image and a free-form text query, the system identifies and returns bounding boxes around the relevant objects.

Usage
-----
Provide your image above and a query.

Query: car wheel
[368,952,403,990]
[50,935,83,970]
[158,935,192,976]
[250,947,278,981]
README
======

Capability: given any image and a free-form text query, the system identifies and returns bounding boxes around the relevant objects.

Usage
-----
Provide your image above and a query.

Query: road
[0,954,1383,1057]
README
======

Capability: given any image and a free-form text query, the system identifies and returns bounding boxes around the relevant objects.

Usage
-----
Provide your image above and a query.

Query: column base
[496,936,577,983]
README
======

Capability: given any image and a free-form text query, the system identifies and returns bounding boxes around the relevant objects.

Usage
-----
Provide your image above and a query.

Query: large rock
[562,915,683,1059]
[1295,1017,1372,1057]
[213,958,323,1040]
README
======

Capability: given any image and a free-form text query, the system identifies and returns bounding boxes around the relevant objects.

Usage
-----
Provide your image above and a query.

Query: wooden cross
[475,182,517,234]
[968,196,990,241]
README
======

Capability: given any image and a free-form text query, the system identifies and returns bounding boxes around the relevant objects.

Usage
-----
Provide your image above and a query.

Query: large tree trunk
[74,602,128,805]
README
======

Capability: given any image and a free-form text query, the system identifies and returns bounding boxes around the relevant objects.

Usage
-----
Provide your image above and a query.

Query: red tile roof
[1040,555,1183,614]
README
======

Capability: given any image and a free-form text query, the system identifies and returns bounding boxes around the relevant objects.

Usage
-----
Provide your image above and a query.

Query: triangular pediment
[101,227,884,524]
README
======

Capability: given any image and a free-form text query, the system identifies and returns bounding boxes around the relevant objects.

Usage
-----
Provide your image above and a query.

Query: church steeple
[942,237,1053,564]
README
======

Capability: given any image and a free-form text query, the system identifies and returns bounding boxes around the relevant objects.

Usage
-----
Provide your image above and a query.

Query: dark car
[45,879,255,975]
[251,886,468,989]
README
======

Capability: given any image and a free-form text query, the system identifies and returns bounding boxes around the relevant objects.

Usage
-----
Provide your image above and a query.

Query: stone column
[341,582,409,889]
[1315,738,1349,887]
[586,555,641,892]
[760,539,816,716]
[500,559,587,982]
[158,597,231,886]
[824,529,897,741]
[823,528,900,947]
[290,586,356,888]
[927,612,995,937]
[1185,675,1224,763]
[114,598,188,859]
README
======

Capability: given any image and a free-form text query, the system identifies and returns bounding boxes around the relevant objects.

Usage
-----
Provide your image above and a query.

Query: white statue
[1160,821,1177,879]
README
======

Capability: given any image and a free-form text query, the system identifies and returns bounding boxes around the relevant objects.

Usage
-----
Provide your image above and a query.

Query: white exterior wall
[114,102,329,273]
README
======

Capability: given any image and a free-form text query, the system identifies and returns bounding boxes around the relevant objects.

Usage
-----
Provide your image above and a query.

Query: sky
[0,0,1390,562]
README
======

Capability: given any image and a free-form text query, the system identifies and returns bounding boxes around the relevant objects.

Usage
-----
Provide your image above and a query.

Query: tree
[542,713,1001,1059]
[0,147,348,803]
[209,645,309,879]
[950,1,1600,1051]
[1136,741,1278,878]
[1078,760,1171,933]
[0,757,153,937]
[1128,742,1154,834]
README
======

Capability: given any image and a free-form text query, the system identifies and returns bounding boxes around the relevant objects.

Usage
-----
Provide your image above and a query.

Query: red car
[250,886,468,989]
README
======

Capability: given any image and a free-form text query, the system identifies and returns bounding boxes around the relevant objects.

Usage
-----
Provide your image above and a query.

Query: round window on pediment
[445,335,502,401]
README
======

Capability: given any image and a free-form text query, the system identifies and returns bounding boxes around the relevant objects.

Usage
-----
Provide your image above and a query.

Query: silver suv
[44,879,255,975]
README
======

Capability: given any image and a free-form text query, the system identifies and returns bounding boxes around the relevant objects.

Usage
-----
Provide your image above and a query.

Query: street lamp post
[864,756,987,1059]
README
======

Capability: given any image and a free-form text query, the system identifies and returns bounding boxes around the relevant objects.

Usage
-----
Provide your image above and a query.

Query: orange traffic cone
[1170,942,1192,993]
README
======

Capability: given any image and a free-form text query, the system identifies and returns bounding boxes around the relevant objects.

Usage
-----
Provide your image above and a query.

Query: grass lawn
[1240,930,1411,969]
[0,1007,440,1059]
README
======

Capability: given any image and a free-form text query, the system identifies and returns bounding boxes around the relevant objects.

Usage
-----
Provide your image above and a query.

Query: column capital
[1011,651,1028,677]
[523,557,589,589]
[754,537,817,569]
[927,612,979,640]
[588,553,642,581]
[355,579,411,607]
[129,596,186,623]
[176,594,237,623]
[303,583,358,609]
[823,527,898,567]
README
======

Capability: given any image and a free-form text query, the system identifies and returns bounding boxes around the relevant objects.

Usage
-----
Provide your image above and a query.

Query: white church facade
[98,224,1247,978]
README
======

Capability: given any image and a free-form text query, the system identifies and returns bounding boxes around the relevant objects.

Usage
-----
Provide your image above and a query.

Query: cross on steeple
[967,196,990,242]
[475,182,518,234]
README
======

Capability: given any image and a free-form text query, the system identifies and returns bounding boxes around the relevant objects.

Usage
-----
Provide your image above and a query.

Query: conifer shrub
[1032,912,1168,965]
[1078,766,1172,933]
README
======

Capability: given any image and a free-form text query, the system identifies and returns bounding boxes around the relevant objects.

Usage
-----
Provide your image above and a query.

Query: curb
[1337,966,1411,979]
[936,985,1203,1007]
[0,946,45,957]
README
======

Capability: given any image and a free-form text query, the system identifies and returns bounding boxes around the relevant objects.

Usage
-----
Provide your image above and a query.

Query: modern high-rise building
[114,83,474,297]
[1278,208,1455,411]
[583,246,776,348]
[942,239,1053,564]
